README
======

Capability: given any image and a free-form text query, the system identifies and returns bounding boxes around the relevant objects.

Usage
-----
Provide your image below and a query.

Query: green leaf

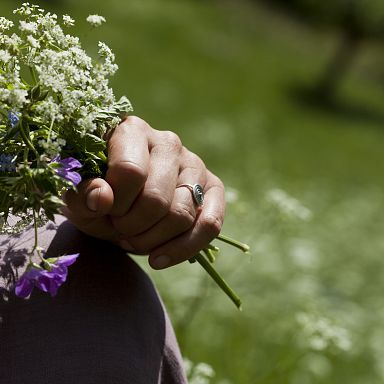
[83,133,106,152]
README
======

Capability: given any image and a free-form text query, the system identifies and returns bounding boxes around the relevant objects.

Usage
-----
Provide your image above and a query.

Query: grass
[2,0,384,382]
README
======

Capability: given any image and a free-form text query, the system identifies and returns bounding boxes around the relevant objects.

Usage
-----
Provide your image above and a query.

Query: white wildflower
[19,20,38,34]
[63,34,80,47]
[96,41,118,75]
[184,359,215,384]
[289,240,319,269]
[60,90,84,115]
[194,363,215,378]
[34,97,62,122]
[77,112,98,134]
[27,35,40,49]
[296,312,352,353]
[62,15,75,27]
[225,187,239,204]
[0,88,28,109]
[0,33,22,54]
[38,136,66,157]
[0,50,12,63]
[266,188,312,221]
[86,15,106,27]
[0,17,14,31]
[13,3,33,16]
[98,42,115,61]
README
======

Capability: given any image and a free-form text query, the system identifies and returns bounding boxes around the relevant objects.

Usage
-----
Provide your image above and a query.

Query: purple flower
[52,156,82,186]
[15,253,79,298]
[8,111,19,128]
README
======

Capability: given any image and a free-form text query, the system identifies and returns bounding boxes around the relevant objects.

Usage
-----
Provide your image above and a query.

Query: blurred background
[2,0,384,382]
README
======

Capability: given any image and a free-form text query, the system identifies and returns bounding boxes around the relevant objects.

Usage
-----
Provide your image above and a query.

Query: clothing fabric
[0,216,187,384]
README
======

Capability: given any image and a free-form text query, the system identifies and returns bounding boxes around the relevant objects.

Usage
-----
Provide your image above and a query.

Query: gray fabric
[0,216,187,384]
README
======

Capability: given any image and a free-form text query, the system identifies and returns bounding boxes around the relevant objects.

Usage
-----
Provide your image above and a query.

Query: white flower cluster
[62,15,75,27]
[0,2,131,140]
[184,358,215,384]
[296,312,352,353]
[86,15,106,27]
[0,17,14,31]
[266,188,313,221]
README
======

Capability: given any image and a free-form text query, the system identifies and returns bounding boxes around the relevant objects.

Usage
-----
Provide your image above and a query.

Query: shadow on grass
[288,84,384,127]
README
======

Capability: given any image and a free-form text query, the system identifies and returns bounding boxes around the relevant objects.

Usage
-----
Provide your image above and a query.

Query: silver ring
[176,183,205,206]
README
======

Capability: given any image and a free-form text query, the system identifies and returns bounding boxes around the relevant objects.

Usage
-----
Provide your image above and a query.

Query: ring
[176,183,205,206]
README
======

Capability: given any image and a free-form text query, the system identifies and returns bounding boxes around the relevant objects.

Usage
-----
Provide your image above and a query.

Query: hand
[62,116,226,269]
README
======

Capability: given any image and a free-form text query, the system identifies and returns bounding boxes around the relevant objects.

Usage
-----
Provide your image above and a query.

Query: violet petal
[15,276,34,298]
[58,157,82,170]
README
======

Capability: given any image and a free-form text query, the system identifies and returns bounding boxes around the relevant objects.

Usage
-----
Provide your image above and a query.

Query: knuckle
[185,150,205,169]
[209,171,224,188]
[160,131,182,152]
[144,187,172,214]
[109,160,148,184]
[170,203,195,229]
[201,214,222,238]
[124,115,148,128]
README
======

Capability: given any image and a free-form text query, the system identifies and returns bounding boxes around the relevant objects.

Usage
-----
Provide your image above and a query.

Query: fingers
[63,178,114,218]
[148,171,225,270]
[118,149,207,252]
[106,116,151,216]
[111,128,183,237]
[63,115,225,269]
[62,178,118,242]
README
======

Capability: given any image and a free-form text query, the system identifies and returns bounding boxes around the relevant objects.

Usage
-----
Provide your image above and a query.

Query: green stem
[192,252,242,310]
[47,116,55,142]
[217,233,250,253]
[28,65,37,85]
[203,248,216,263]
[207,243,220,252]
[19,120,39,159]
[32,209,43,262]
[97,151,107,163]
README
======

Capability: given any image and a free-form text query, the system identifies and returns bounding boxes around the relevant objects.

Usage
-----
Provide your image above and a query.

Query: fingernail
[120,239,135,252]
[152,255,171,269]
[86,187,101,212]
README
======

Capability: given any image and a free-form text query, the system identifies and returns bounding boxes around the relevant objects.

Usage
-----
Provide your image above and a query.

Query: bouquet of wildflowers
[0,3,248,308]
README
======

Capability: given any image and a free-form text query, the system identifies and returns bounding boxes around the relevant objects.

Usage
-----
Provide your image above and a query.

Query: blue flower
[52,155,82,186]
[15,253,80,298]
[8,111,19,128]
[0,153,16,172]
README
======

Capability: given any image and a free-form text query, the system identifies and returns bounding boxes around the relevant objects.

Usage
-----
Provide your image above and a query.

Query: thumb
[63,178,114,218]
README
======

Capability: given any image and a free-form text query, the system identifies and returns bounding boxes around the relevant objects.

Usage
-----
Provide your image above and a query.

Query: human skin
[62,116,225,270]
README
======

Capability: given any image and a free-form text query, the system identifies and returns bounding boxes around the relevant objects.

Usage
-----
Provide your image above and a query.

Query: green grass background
[2,0,384,382]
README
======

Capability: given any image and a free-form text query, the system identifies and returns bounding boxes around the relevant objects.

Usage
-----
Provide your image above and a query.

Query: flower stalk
[191,252,242,310]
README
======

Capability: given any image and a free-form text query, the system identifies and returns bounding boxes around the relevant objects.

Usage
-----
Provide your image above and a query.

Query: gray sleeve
[0,216,187,384]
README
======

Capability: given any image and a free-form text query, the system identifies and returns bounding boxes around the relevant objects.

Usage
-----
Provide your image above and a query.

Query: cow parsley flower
[62,15,75,27]
[86,14,106,27]
[0,17,14,31]
[0,50,12,63]
[19,20,38,34]
[26,35,40,49]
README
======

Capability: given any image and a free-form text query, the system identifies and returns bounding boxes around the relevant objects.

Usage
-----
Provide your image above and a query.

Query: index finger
[106,116,151,216]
